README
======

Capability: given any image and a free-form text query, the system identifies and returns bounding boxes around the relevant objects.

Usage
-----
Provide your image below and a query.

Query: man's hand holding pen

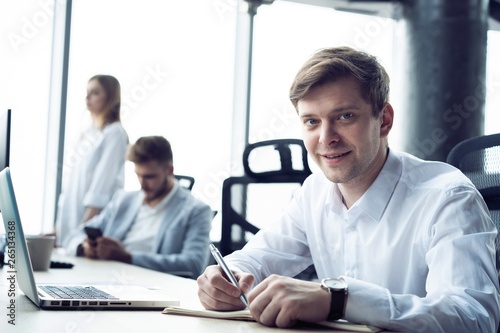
[197,264,254,311]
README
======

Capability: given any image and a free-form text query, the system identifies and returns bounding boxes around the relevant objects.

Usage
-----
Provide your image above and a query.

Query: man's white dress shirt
[226,149,500,332]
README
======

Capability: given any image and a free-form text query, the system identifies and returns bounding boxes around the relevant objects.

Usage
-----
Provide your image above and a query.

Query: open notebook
[163,306,382,332]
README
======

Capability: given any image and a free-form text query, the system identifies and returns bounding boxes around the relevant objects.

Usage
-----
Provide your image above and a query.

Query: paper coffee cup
[26,235,55,271]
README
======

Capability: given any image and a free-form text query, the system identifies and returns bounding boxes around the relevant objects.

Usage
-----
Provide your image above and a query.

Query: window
[2,0,499,238]
[65,0,236,239]
[0,0,53,234]
[249,1,396,147]
[244,1,396,228]
[485,30,500,135]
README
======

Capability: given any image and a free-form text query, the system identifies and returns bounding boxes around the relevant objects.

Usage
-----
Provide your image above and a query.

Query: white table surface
[0,251,380,333]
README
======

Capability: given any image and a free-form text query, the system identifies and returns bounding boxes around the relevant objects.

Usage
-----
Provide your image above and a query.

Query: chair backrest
[219,139,311,256]
[447,133,500,280]
[174,174,195,191]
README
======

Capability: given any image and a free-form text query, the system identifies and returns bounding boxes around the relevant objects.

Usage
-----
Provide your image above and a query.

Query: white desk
[0,254,366,333]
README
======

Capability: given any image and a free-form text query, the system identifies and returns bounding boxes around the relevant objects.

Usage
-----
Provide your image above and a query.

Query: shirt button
[350,225,356,231]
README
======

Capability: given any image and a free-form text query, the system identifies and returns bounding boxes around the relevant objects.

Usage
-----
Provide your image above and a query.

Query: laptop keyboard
[39,285,118,300]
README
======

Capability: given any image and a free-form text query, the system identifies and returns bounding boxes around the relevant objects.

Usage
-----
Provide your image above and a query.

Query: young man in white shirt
[197,47,500,332]
[66,136,213,278]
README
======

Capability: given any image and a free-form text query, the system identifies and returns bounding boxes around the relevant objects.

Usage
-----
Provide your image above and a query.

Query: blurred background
[1,0,499,240]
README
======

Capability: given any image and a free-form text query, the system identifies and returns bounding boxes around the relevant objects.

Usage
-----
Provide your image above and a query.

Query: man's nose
[319,122,340,145]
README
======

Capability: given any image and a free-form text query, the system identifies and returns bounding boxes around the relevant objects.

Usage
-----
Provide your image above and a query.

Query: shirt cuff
[339,276,392,325]
[64,232,87,256]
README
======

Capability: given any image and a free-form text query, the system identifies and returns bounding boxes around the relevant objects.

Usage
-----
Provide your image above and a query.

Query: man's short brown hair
[127,136,173,167]
[289,46,390,116]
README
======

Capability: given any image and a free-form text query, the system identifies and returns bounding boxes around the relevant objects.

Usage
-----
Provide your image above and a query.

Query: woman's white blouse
[56,122,128,247]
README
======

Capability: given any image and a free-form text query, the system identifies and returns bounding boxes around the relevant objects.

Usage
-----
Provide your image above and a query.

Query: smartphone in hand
[84,226,102,240]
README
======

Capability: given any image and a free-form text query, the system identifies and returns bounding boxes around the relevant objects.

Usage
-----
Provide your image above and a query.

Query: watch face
[323,278,347,290]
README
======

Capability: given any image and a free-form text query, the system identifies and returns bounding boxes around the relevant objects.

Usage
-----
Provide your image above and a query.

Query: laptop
[0,167,180,309]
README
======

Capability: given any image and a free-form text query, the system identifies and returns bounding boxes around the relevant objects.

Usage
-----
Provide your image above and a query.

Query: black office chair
[174,174,195,191]
[220,139,312,256]
[447,133,500,281]
[219,139,315,279]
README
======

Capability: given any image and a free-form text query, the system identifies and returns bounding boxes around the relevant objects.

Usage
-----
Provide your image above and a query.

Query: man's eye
[339,113,353,120]
[305,119,318,126]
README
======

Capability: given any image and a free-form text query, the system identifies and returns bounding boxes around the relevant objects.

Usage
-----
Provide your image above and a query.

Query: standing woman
[56,75,129,248]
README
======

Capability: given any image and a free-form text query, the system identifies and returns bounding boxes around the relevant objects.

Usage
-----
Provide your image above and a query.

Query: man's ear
[380,103,394,138]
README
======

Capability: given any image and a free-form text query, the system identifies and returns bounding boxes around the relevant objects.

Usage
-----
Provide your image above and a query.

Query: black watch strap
[328,288,346,321]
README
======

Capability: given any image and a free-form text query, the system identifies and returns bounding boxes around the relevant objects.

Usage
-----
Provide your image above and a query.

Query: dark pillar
[400,0,488,161]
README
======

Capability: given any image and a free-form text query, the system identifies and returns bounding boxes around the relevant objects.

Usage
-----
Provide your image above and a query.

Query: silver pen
[209,244,249,307]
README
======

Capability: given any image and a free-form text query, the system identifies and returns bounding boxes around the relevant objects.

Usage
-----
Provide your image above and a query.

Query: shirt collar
[325,181,347,218]
[354,149,402,222]
[325,149,402,222]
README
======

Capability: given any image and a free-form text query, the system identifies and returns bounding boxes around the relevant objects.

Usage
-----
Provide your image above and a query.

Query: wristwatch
[321,278,348,321]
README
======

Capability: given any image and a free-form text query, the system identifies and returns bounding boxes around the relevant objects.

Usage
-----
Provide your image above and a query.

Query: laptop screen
[0,167,41,305]
[0,109,11,171]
